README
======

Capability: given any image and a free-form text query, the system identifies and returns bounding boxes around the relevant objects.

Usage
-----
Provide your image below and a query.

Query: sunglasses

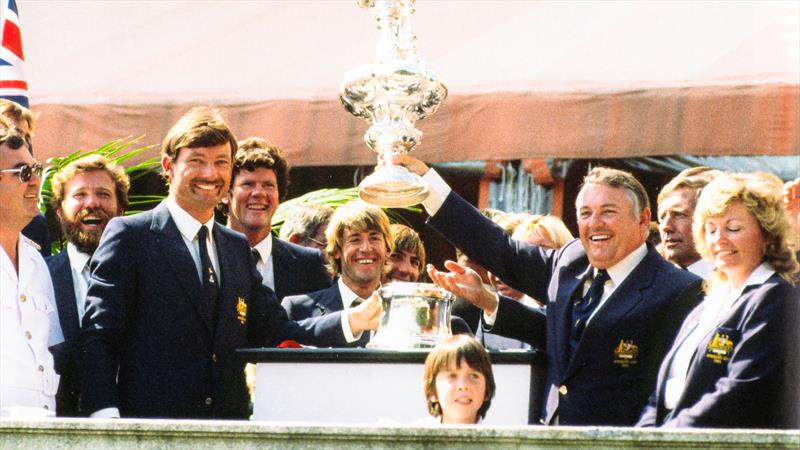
[0,162,43,183]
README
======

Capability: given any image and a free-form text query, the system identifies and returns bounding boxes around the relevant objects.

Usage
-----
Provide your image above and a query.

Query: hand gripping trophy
[340,0,447,207]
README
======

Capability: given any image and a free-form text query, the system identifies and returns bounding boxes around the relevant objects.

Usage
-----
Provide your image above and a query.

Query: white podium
[239,348,543,425]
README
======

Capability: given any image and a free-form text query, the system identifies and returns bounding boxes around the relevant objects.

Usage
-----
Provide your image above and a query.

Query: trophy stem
[342,0,446,207]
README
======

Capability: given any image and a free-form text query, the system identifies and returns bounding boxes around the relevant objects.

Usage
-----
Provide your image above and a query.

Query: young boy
[423,335,496,424]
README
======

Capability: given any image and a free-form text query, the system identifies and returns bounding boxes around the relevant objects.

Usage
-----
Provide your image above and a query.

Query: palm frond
[271,187,422,233]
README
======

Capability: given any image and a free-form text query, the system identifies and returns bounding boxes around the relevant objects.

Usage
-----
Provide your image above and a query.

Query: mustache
[75,207,112,222]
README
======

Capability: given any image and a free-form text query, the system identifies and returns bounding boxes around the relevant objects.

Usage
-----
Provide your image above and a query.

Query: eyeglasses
[0,162,43,183]
[307,237,328,248]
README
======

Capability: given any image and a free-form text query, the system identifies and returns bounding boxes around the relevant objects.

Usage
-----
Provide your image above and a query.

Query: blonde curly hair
[693,172,798,288]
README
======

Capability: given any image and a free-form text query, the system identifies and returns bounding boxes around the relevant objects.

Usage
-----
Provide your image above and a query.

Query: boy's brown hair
[423,334,496,421]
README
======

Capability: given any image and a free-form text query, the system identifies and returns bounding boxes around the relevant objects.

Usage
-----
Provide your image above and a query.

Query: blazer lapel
[150,203,213,333]
[553,264,590,375]
[318,284,345,312]
[213,226,236,336]
[50,252,80,341]
[271,237,294,299]
[566,249,659,376]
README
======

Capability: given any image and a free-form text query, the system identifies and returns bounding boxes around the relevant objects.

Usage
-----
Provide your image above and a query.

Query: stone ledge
[1,419,798,449]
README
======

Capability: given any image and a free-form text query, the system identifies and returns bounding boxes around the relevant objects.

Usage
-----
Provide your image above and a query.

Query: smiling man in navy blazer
[80,107,380,419]
[282,200,392,347]
[396,155,703,426]
[47,155,130,416]
[223,137,330,301]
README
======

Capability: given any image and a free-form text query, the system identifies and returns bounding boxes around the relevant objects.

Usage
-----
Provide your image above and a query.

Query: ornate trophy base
[358,164,429,207]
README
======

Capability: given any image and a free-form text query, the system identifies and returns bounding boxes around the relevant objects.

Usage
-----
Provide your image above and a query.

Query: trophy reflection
[340,0,447,208]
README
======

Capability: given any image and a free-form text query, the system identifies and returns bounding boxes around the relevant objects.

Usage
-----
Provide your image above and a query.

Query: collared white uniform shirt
[0,235,63,416]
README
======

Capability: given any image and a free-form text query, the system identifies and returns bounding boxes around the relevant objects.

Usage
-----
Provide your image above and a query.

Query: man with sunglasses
[223,138,330,301]
[0,99,51,257]
[0,122,63,416]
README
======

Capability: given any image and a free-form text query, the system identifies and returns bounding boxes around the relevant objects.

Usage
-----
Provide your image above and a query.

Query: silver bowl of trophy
[367,282,454,349]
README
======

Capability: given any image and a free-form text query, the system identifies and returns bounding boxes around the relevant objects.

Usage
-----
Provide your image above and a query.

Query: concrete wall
[1,419,798,449]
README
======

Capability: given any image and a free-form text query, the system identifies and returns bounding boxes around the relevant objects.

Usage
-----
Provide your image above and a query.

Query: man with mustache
[394,155,703,426]
[46,154,129,416]
[223,138,331,301]
[80,107,380,419]
[657,167,721,277]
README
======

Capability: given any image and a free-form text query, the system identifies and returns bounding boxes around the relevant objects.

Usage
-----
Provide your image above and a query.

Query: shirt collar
[336,277,381,307]
[741,262,775,289]
[165,197,216,241]
[604,243,648,286]
[686,259,715,279]
[337,277,361,307]
[66,242,92,273]
[252,234,273,261]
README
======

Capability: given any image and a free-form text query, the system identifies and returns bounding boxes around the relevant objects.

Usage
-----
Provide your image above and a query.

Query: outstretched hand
[377,152,430,177]
[427,261,499,315]
[347,292,382,334]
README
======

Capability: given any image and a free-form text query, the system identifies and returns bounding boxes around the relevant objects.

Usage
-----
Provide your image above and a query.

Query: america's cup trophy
[340,0,447,207]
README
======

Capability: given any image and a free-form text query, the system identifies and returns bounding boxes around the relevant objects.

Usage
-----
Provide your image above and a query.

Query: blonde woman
[638,172,799,429]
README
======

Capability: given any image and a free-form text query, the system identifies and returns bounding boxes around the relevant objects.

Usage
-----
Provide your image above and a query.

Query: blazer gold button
[559,385,568,395]
[212,353,217,363]
[205,397,213,405]
[20,294,27,302]
[25,331,32,340]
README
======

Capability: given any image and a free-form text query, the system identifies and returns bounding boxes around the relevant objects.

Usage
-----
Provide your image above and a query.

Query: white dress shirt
[1,235,63,417]
[663,263,775,410]
[166,197,220,281]
[66,242,92,324]
[686,259,715,279]
[336,277,371,343]
[251,234,275,291]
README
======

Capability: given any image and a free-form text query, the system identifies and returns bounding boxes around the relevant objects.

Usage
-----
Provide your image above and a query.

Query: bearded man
[47,154,130,416]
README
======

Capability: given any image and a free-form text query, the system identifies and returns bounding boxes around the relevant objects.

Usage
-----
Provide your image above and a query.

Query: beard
[60,207,113,255]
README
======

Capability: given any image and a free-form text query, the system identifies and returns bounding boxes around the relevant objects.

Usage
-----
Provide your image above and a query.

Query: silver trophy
[367,282,454,349]
[340,0,447,207]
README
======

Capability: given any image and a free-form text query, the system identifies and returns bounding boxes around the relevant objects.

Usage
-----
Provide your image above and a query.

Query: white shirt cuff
[421,168,451,216]
[90,407,120,418]
[341,311,362,343]
[482,294,501,327]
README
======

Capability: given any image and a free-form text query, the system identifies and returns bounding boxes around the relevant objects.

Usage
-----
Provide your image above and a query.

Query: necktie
[197,225,220,323]
[569,268,609,357]
[251,248,261,268]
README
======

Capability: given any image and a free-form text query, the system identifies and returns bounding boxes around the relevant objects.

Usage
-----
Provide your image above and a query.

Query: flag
[0,0,28,108]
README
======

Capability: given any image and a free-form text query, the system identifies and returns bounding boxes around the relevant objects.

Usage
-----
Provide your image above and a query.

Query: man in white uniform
[0,121,63,416]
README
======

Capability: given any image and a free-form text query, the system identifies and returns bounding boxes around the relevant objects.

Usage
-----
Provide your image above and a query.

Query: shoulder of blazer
[274,237,324,263]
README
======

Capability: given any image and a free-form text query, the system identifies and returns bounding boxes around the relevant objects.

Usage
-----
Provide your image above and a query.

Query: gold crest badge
[705,332,734,363]
[613,339,639,367]
[236,296,247,325]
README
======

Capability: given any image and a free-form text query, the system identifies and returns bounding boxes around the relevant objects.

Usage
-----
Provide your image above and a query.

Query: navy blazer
[428,192,702,426]
[271,237,331,301]
[637,274,800,429]
[46,250,82,416]
[281,283,369,347]
[80,202,349,419]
